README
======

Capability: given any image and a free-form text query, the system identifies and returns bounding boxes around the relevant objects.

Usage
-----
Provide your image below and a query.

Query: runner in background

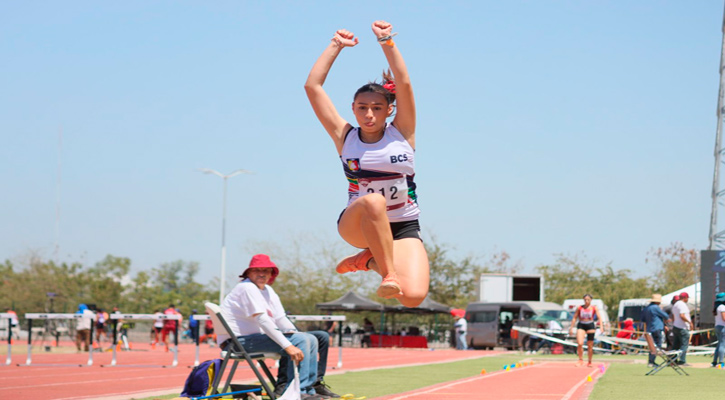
[305,20,429,307]
[570,294,604,367]
[161,304,179,352]
[95,308,109,350]
[151,309,163,349]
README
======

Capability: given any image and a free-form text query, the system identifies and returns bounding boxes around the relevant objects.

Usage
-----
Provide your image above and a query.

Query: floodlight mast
[199,168,252,303]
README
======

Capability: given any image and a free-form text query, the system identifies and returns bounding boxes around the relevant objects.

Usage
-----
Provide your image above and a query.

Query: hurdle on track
[21,313,96,367]
[289,315,346,368]
[0,313,14,366]
[105,313,182,368]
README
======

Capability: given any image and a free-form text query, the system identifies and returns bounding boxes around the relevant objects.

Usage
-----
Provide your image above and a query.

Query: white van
[617,298,651,324]
[465,301,570,350]
[561,298,611,334]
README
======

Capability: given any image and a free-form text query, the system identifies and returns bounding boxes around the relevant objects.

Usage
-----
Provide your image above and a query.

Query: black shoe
[300,394,327,400]
[313,380,340,399]
[272,383,287,397]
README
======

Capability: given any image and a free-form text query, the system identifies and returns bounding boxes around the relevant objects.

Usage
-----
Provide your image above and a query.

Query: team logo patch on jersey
[347,158,361,172]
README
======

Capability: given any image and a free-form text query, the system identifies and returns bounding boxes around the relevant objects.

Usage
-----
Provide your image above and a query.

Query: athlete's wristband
[377,33,398,47]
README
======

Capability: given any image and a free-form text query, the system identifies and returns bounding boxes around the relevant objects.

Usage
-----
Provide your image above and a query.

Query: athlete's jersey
[340,124,419,222]
[578,306,597,323]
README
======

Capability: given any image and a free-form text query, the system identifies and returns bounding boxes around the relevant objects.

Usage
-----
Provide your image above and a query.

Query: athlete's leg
[368,238,429,307]
[576,329,585,364]
[338,194,399,295]
[586,329,596,365]
[586,337,594,365]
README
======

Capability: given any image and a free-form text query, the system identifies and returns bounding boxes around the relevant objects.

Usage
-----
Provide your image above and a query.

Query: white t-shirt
[218,279,292,347]
[672,300,691,329]
[76,310,94,330]
[154,313,164,328]
[454,318,467,333]
[546,320,563,331]
[716,304,725,327]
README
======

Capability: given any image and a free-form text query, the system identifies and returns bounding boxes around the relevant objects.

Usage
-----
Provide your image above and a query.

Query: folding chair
[204,302,281,399]
[644,332,689,376]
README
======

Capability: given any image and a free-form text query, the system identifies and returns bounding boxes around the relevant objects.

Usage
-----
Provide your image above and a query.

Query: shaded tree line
[0,254,218,321]
[1,239,699,325]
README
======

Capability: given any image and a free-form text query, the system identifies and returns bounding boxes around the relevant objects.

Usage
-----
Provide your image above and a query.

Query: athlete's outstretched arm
[373,20,416,145]
[304,29,358,154]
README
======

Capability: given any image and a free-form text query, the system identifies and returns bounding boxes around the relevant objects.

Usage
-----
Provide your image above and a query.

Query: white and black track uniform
[340,123,420,223]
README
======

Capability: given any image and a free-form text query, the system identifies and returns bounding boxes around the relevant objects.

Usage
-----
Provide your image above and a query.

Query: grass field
[140,353,723,400]
[590,357,724,400]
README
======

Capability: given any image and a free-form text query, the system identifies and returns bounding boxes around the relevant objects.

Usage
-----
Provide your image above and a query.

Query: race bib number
[358,175,408,210]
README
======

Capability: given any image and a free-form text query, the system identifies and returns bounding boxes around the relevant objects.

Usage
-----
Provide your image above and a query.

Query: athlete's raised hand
[332,29,359,47]
[372,20,392,40]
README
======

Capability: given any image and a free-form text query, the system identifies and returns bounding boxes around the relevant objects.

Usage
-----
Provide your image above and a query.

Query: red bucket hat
[239,254,279,285]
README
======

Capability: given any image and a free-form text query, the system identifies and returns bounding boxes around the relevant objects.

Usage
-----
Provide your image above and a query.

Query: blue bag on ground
[180,358,223,398]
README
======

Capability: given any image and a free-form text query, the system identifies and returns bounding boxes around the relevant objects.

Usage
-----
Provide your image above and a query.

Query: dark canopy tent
[315,291,384,311]
[383,295,452,340]
[316,292,454,347]
[385,295,452,314]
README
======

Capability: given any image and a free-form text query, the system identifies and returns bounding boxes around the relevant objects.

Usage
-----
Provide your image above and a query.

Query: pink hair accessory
[383,81,396,93]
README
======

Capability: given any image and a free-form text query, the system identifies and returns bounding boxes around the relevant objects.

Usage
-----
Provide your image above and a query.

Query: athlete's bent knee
[359,194,387,216]
[399,293,426,308]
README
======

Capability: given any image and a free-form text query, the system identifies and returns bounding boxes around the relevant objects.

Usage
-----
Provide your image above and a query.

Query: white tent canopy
[661,282,700,308]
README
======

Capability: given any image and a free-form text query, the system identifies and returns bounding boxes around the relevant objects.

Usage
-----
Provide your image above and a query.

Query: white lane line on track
[560,368,600,400]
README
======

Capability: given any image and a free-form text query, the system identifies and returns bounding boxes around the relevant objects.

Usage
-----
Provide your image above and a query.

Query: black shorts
[577,322,596,331]
[337,209,422,241]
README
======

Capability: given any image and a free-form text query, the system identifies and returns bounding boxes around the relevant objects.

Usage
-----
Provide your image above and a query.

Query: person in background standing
[189,309,199,343]
[712,292,725,367]
[641,293,670,368]
[570,294,604,367]
[671,292,694,366]
[75,304,93,352]
[452,310,467,350]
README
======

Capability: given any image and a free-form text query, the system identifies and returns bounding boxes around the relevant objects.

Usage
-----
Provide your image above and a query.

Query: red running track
[0,344,491,400]
[372,361,606,400]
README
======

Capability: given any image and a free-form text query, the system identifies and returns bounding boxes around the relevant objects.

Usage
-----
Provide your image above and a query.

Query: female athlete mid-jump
[304,20,429,307]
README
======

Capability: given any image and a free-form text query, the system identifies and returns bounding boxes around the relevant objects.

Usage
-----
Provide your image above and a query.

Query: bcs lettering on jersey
[390,154,408,163]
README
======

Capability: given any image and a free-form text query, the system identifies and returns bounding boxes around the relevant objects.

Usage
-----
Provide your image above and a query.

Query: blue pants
[713,325,725,365]
[456,331,468,350]
[276,330,329,388]
[647,330,663,365]
[237,332,318,395]
[672,327,690,363]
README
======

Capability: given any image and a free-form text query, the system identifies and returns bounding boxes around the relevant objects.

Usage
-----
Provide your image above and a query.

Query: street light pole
[199,168,251,304]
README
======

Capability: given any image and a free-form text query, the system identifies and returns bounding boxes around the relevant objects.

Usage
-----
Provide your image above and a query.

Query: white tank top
[340,124,420,222]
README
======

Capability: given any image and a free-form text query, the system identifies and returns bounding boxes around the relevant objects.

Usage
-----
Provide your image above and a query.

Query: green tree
[536,253,651,320]
[425,239,484,308]
[647,242,700,294]
[83,255,131,311]
[251,233,369,315]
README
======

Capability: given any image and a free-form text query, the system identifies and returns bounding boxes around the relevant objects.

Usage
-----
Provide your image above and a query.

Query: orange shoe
[587,362,593,368]
[336,249,373,274]
[575,359,584,367]
[377,274,403,299]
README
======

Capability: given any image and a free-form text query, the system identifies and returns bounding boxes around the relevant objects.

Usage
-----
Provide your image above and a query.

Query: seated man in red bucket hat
[218,254,338,399]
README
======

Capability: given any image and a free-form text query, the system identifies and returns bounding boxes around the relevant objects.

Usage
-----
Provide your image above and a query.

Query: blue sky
[1,1,721,288]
